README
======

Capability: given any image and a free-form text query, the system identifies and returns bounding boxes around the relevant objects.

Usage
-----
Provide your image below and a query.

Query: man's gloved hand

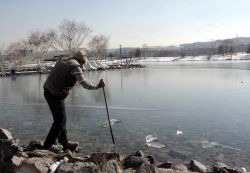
[98,79,105,88]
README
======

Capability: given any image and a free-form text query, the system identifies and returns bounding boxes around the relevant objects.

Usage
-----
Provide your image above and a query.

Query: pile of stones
[0,128,247,173]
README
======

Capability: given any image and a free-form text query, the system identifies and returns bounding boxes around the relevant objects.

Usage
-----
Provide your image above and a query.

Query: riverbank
[0,64,145,77]
[1,52,249,77]
[0,128,247,173]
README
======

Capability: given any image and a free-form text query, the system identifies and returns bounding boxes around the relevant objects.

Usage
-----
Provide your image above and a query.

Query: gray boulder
[88,152,122,167]
[0,128,13,140]
[28,149,54,157]
[213,162,244,173]
[129,150,144,157]
[29,140,44,149]
[57,161,100,173]
[4,151,28,173]
[123,156,150,169]
[11,144,23,152]
[100,159,122,173]
[20,157,54,173]
[136,163,159,173]
[157,161,172,169]
[0,143,15,164]
[146,155,155,164]
[49,144,63,153]
[57,149,74,160]
[173,164,188,171]
[190,159,208,173]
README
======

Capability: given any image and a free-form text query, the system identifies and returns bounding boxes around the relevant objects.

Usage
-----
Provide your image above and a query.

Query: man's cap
[74,50,88,62]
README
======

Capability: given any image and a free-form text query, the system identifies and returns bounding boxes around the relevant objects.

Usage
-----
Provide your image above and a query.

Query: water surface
[0,60,250,169]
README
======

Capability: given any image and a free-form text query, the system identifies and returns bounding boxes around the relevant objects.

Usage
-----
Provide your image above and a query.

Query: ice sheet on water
[99,119,121,128]
[146,133,158,143]
[145,133,165,148]
[146,141,165,148]
[200,140,220,148]
[177,130,183,135]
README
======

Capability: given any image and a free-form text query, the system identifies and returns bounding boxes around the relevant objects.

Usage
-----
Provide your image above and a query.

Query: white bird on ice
[177,130,183,135]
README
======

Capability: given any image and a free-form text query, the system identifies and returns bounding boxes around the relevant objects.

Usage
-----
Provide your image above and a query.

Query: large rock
[0,128,13,140]
[4,151,28,173]
[20,157,54,173]
[0,139,15,172]
[129,150,144,157]
[146,155,155,164]
[213,162,244,173]
[190,159,207,173]
[100,159,122,173]
[57,149,73,160]
[57,161,100,173]
[173,164,188,171]
[0,143,15,163]
[123,156,150,169]
[49,144,63,153]
[136,163,159,173]
[29,140,44,149]
[157,162,172,169]
[88,152,122,167]
[213,162,230,173]
[28,149,54,157]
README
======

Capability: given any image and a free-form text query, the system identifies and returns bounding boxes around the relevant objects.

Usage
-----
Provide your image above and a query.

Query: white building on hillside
[180,36,250,49]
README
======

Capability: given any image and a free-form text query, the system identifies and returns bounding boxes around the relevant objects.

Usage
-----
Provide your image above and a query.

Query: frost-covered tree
[87,34,109,61]
[7,41,22,62]
[51,19,93,55]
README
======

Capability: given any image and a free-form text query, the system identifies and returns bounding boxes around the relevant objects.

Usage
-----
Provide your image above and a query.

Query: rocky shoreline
[0,128,247,173]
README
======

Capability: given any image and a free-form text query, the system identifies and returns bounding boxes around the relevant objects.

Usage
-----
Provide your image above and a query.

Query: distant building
[179,36,250,56]
[180,37,250,49]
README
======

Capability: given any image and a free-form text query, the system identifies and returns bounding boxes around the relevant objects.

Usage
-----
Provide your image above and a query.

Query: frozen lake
[0,60,250,169]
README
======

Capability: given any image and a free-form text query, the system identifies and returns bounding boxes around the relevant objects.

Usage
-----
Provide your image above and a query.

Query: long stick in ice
[103,87,115,145]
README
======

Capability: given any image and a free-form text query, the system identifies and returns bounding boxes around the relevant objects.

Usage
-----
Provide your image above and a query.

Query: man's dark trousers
[43,89,68,148]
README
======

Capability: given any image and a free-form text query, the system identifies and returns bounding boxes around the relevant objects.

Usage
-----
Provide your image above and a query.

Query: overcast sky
[1,0,250,49]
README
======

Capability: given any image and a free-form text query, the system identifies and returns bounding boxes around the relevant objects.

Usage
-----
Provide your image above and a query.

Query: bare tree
[142,43,148,59]
[19,39,30,57]
[223,39,233,55]
[218,45,225,56]
[7,42,22,63]
[40,30,56,59]
[0,46,3,71]
[52,19,93,55]
[27,29,45,60]
[247,44,250,54]
[134,47,141,60]
[87,34,110,61]
[107,52,115,61]
[180,49,186,58]
[229,46,235,59]
[27,29,55,61]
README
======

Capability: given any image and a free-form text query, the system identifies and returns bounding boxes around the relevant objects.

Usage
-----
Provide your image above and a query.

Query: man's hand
[98,79,105,88]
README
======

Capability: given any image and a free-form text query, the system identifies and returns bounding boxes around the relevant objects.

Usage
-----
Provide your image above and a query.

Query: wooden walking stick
[103,87,115,145]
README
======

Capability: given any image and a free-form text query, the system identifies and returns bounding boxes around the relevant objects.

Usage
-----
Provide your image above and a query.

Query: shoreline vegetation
[0,52,250,77]
[0,128,247,173]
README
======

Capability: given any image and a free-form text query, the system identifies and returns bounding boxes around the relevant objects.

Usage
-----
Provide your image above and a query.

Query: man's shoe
[62,141,79,151]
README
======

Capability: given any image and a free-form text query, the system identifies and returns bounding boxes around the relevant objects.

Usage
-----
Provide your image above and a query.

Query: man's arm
[71,67,99,90]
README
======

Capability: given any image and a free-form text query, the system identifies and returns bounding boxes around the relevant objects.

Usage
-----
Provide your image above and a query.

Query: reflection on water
[1,61,250,169]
